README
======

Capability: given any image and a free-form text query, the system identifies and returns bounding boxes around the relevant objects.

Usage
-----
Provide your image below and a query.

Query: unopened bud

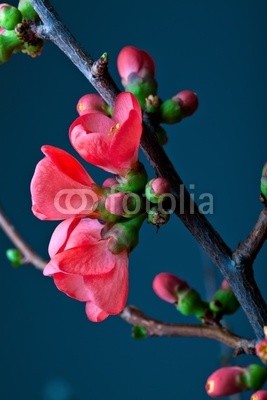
[0,4,22,30]
[242,364,267,391]
[145,177,171,203]
[176,288,208,319]
[147,206,170,226]
[102,177,118,189]
[206,366,246,398]
[132,325,148,340]
[116,162,148,193]
[6,248,23,267]
[18,0,39,21]
[261,163,267,199]
[160,90,198,124]
[105,192,139,217]
[251,390,267,400]
[173,90,198,117]
[209,288,239,315]
[152,272,188,303]
[0,30,22,63]
[77,94,110,116]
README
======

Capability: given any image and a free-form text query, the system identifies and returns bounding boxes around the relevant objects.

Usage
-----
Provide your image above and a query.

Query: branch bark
[121,306,255,355]
[7,0,265,338]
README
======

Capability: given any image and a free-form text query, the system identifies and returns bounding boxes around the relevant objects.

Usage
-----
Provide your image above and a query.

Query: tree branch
[121,306,255,355]
[233,208,267,266]
[8,0,264,338]
[0,207,46,270]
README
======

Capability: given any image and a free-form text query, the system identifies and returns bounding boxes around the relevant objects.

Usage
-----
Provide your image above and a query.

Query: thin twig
[121,306,255,355]
[0,207,46,270]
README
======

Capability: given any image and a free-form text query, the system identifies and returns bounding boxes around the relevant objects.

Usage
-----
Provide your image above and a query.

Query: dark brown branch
[233,209,267,266]
[0,207,46,270]
[121,306,255,355]
[20,0,267,338]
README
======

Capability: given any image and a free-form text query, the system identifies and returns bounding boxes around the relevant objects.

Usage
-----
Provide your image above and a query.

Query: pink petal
[109,109,142,173]
[70,113,114,135]
[41,145,95,186]
[85,302,109,322]
[52,272,93,301]
[83,252,128,314]
[49,242,117,276]
[113,92,142,124]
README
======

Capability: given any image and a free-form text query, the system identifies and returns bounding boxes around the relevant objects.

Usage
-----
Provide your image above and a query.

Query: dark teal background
[1,1,267,399]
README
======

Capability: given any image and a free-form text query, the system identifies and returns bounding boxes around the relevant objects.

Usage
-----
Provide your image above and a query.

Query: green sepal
[0,6,22,30]
[125,79,158,109]
[176,288,208,319]
[132,325,148,340]
[261,177,267,199]
[209,289,240,315]
[6,248,23,267]
[241,364,267,391]
[18,0,39,21]
[102,214,146,254]
[160,99,182,124]
[147,206,170,226]
[117,162,148,193]
[0,30,22,64]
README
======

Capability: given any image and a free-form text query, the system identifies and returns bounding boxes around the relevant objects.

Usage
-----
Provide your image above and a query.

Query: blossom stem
[11,0,267,338]
[0,206,46,270]
[121,306,255,355]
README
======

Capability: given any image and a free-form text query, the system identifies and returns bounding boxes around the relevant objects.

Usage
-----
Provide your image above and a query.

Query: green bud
[0,4,22,30]
[147,206,170,226]
[261,177,267,199]
[241,364,267,391]
[176,288,208,319]
[6,248,23,267]
[209,289,239,315]
[156,126,168,146]
[125,79,158,109]
[102,214,145,254]
[18,0,39,21]
[160,99,182,124]
[0,30,22,64]
[117,162,148,193]
[132,325,148,340]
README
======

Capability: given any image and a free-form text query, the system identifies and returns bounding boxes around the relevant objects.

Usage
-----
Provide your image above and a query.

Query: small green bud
[0,30,22,64]
[160,99,182,124]
[176,288,208,318]
[156,126,168,146]
[102,214,145,254]
[116,162,148,193]
[0,4,22,30]
[147,206,170,226]
[242,364,267,391]
[209,289,239,315]
[125,79,157,109]
[132,325,148,340]
[6,248,23,267]
[18,0,39,21]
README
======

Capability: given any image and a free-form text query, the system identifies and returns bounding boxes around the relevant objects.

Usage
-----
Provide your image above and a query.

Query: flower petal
[85,302,109,322]
[113,92,142,124]
[52,272,93,301]
[41,145,95,186]
[83,252,128,314]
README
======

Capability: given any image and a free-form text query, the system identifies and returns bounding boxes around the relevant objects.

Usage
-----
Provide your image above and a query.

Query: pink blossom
[69,92,142,176]
[152,272,188,303]
[30,145,102,220]
[117,45,155,85]
[76,93,108,116]
[44,217,129,322]
[205,366,246,397]
[172,90,198,117]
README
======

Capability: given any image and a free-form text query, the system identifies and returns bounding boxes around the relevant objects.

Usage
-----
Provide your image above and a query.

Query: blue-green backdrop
[1,1,267,399]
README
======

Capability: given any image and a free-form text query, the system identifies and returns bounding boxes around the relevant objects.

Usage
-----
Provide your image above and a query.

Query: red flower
[69,92,142,176]
[117,46,155,85]
[44,217,129,322]
[30,145,102,220]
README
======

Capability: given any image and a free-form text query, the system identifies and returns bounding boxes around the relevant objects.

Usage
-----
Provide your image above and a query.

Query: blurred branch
[0,206,46,270]
[121,306,255,355]
[10,0,265,338]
